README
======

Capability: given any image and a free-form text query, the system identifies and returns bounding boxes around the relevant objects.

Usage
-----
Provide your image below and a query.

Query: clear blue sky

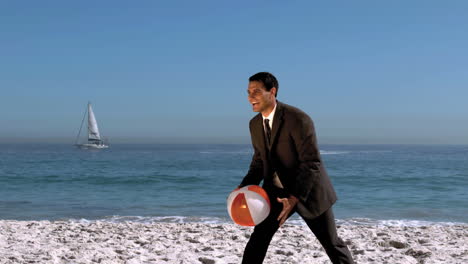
[1,1,467,144]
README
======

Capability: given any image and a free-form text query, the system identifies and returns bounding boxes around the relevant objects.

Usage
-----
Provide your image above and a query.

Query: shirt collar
[262,102,277,124]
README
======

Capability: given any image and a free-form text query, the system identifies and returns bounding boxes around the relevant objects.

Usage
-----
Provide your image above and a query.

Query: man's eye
[248,89,262,96]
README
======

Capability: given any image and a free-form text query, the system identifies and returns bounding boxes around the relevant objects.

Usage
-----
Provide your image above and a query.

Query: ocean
[0,143,467,225]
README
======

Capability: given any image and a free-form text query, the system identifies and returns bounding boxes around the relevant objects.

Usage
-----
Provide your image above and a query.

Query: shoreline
[1,220,467,264]
[2,214,466,226]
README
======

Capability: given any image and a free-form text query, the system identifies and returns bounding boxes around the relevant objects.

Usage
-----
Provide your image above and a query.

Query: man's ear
[270,87,277,97]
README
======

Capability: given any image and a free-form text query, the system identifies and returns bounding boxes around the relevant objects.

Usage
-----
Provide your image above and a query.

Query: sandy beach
[0,220,466,264]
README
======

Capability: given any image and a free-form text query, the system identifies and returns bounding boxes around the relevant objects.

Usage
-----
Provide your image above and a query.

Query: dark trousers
[241,187,354,264]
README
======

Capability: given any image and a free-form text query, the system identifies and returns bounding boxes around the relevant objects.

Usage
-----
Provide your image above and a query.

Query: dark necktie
[264,119,271,145]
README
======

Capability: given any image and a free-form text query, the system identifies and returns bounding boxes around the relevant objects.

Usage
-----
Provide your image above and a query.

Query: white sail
[75,102,108,149]
[87,103,101,140]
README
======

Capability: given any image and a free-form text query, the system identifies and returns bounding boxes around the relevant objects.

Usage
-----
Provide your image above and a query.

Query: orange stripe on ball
[231,193,255,226]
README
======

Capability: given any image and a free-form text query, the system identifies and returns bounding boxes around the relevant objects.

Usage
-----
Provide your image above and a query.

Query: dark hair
[249,72,279,97]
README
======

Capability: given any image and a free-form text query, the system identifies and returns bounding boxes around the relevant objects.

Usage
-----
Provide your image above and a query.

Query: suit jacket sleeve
[289,114,322,201]
[239,121,263,187]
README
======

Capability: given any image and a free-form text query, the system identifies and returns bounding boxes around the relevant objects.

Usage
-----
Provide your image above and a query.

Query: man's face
[247,81,276,114]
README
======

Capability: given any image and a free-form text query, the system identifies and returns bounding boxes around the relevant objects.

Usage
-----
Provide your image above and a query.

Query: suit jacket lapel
[252,114,268,158]
[269,101,284,149]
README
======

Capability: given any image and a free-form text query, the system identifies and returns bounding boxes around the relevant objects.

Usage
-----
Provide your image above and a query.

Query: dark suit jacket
[240,101,337,219]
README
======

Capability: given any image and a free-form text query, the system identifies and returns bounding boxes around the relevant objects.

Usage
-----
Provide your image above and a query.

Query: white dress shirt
[262,102,277,132]
[261,102,284,189]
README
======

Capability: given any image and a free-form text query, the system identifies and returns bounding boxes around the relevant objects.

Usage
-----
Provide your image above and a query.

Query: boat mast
[75,103,88,145]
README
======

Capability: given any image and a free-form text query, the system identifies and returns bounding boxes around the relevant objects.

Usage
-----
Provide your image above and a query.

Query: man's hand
[276,195,299,226]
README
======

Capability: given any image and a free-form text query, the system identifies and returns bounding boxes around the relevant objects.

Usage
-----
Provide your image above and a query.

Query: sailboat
[75,102,109,149]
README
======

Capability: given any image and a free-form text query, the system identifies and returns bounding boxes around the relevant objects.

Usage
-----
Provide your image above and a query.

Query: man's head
[249,72,279,97]
[247,72,278,115]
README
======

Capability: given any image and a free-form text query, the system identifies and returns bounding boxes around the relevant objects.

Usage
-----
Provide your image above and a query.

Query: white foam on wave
[336,218,466,227]
[320,150,350,155]
[198,149,391,155]
[319,150,393,155]
[68,216,467,227]
[70,215,229,224]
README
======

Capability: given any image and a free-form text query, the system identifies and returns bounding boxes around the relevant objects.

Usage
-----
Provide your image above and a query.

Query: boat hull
[75,144,109,149]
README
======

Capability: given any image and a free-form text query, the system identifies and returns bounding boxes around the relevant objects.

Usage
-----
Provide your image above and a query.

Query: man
[238,72,354,263]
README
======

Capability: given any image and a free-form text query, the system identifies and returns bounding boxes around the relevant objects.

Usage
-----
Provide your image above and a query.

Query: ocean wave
[70,215,229,224]
[65,215,467,227]
[320,150,350,155]
[201,150,350,155]
[199,151,252,154]
[0,200,32,206]
[196,149,395,156]
[335,218,466,227]
[319,150,393,155]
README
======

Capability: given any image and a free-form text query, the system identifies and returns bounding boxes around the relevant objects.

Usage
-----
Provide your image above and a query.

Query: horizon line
[0,137,466,146]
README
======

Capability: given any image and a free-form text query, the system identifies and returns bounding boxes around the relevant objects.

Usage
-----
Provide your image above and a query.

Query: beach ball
[227,185,270,226]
